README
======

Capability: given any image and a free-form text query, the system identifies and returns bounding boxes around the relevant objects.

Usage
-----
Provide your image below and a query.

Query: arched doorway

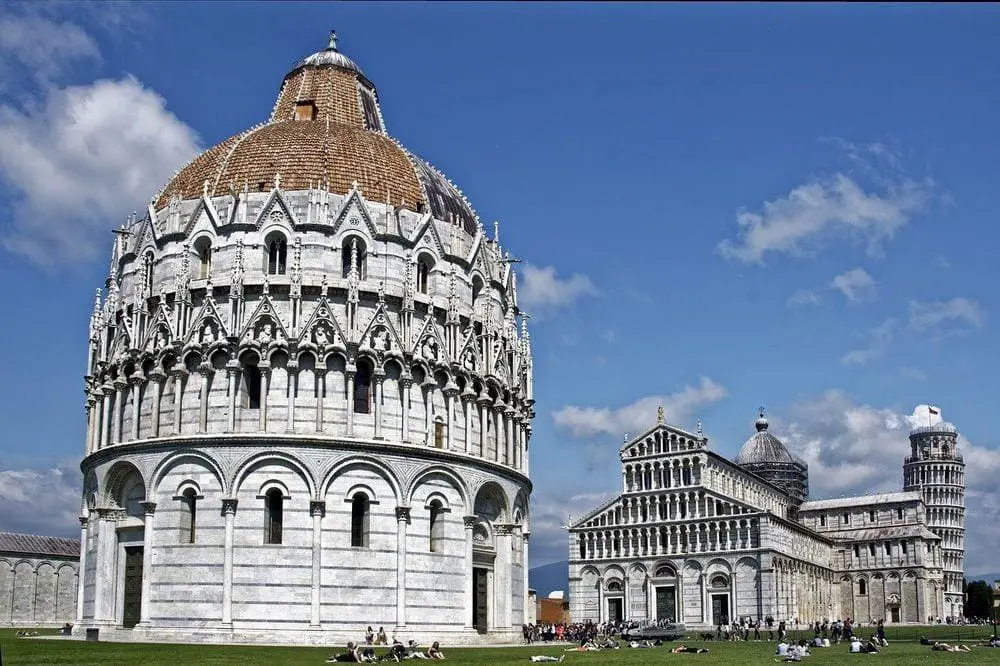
[104,463,146,629]
[651,565,679,623]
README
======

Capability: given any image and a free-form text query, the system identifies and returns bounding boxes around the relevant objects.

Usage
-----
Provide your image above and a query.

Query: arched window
[143,252,154,295]
[858,579,867,595]
[265,233,287,275]
[416,255,433,294]
[193,237,212,279]
[351,494,370,547]
[179,488,197,544]
[471,276,484,314]
[353,359,372,413]
[429,500,444,552]
[265,488,283,544]
[242,361,262,409]
[341,237,367,280]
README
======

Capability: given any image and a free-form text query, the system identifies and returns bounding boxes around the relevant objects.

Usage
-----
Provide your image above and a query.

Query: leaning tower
[902,410,965,620]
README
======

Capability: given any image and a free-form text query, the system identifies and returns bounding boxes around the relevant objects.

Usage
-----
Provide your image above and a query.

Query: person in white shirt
[776,641,790,656]
[849,637,863,653]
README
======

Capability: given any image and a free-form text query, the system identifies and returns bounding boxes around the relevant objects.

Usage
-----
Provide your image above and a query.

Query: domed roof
[735,411,799,466]
[290,30,365,77]
[155,31,479,234]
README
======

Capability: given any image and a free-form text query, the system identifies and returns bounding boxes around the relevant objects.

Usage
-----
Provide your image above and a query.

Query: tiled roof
[154,34,480,235]
[822,525,941,541]
[0,532,80,558]
[799,491,922,512]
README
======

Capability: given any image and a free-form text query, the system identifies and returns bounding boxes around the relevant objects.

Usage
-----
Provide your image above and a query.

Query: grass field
[2,626,1000,665]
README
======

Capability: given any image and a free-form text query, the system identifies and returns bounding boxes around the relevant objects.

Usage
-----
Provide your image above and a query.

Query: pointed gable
[412,314,449,365]
[330,186,378,238]
[299,297,349,351]
[240,295,290,347]
[358,302,405,359]
[185,297,229,346]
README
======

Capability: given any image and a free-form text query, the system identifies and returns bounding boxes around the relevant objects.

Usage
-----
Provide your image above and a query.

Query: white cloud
[831,268,877,303]
[0,15,201,268]
[0,13,100,88]
[908,298,984,337]
[899,366,928,382]
[529,491,611,568]
[551,377,727,439]
[841,318,896,365]
[518,264,598,317]
[719,140,934,265]
[779,394,1000,575]
[787,289,822,308]
[0,463,81,537]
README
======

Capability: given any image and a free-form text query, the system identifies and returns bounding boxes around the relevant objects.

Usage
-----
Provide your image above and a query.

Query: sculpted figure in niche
[370,327,390,352]
[463,349,476,371]
[314,325,329,346]
[155,328,167,349]
[421,336,439,362]
[257,324,273,345]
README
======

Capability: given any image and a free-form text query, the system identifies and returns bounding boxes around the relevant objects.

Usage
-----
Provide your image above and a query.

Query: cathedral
[75,32,533,644]
[568,408,965,627]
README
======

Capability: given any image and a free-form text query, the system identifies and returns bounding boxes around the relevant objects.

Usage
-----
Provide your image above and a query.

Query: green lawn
[2,627,1000,665]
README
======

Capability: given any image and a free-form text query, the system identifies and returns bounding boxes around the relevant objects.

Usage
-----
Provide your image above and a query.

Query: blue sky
[0,3,998,573]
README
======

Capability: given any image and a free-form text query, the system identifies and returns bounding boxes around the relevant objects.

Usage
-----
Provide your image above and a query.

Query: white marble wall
[0,554,78,626]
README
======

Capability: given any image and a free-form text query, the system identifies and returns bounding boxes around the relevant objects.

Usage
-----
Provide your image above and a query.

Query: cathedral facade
[76,33,534,644]
[568,410,964,627]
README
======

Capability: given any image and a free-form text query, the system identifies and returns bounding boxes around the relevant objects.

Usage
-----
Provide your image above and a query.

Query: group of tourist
[326,633,445,663]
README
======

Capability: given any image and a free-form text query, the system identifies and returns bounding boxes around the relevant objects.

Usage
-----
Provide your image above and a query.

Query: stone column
[444,388,458,450]
[315,369,327,432]
[149,372,165,438]
[504,409,514,465]
[172,371,186,435]
[647,574,655,622]
[395,507,410,629]
[227,365,239,432]
[423,383,433,445]
[624,574,631,621]
[92,508,118,625]
[199,365,212,433]
[521,531,530,624]
[494,523,513,631]
[130,378,142,441]
[258,365,270,432]
[701,573,708,624]
[310,501,325,628]
[346,371,355,436]
[112,379,127,444]
[493,407,505,463]
[286,363,298,432]
[373,374,385,439]
[221,499,237,627]
[597,576,605,623]
[86,397,98,454]
[138,501,156,626]
[477,400,489,456]
[401,377,412,443]
[75,516,89,624]
[462,394,475,454]
[463,516,476,630]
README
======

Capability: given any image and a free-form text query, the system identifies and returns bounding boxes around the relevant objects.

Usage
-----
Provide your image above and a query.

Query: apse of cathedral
[569,408,965,627]
[75,32,533,644]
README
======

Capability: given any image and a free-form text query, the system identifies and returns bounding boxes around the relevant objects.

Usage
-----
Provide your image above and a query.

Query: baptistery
[76,32,534,644]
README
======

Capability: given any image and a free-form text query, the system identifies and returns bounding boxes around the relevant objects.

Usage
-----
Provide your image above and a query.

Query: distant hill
[529,560,569,599]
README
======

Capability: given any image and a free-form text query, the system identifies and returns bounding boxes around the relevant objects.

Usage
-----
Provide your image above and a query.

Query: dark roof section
[406,151,479,235]
[0,532,80,559]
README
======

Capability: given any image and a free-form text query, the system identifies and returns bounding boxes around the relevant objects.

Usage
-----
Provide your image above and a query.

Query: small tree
[964,580,991,620]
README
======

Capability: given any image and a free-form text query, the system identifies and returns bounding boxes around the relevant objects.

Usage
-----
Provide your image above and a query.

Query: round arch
[231,451,317,499]
[406,465,471,511]
[319,456,403,504]
[102,459,147,506]
[150,451,228,498]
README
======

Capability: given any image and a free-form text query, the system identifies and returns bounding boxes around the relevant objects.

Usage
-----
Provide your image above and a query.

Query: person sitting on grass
[427,641,445,660]
[671,644,709,653]
[327,642,364,663]
[862,637,880,654]
[849,636,863,653]
[983,636,1000,649]
[776,640,791,657]
[529,656,564,663]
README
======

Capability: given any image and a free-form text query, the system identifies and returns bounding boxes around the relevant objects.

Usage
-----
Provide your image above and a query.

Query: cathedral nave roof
[798,491,922,512]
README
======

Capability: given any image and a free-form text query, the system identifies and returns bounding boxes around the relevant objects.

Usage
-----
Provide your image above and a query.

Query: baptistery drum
[76,32,534,644]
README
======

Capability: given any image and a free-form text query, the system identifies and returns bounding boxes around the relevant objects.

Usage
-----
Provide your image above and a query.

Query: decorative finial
[274,172,281,190]
[623,432,629,444]
[203,180,209,198]
[696,419,703,436]
[755,407,769,432]
[759,405,766,419]
[377,280,385,303]
[327,29,338,51]
[657,404,664,424]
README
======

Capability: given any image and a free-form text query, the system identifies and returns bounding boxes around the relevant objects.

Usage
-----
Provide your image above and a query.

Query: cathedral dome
[735,413,798,466]
[155,31,478,233]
